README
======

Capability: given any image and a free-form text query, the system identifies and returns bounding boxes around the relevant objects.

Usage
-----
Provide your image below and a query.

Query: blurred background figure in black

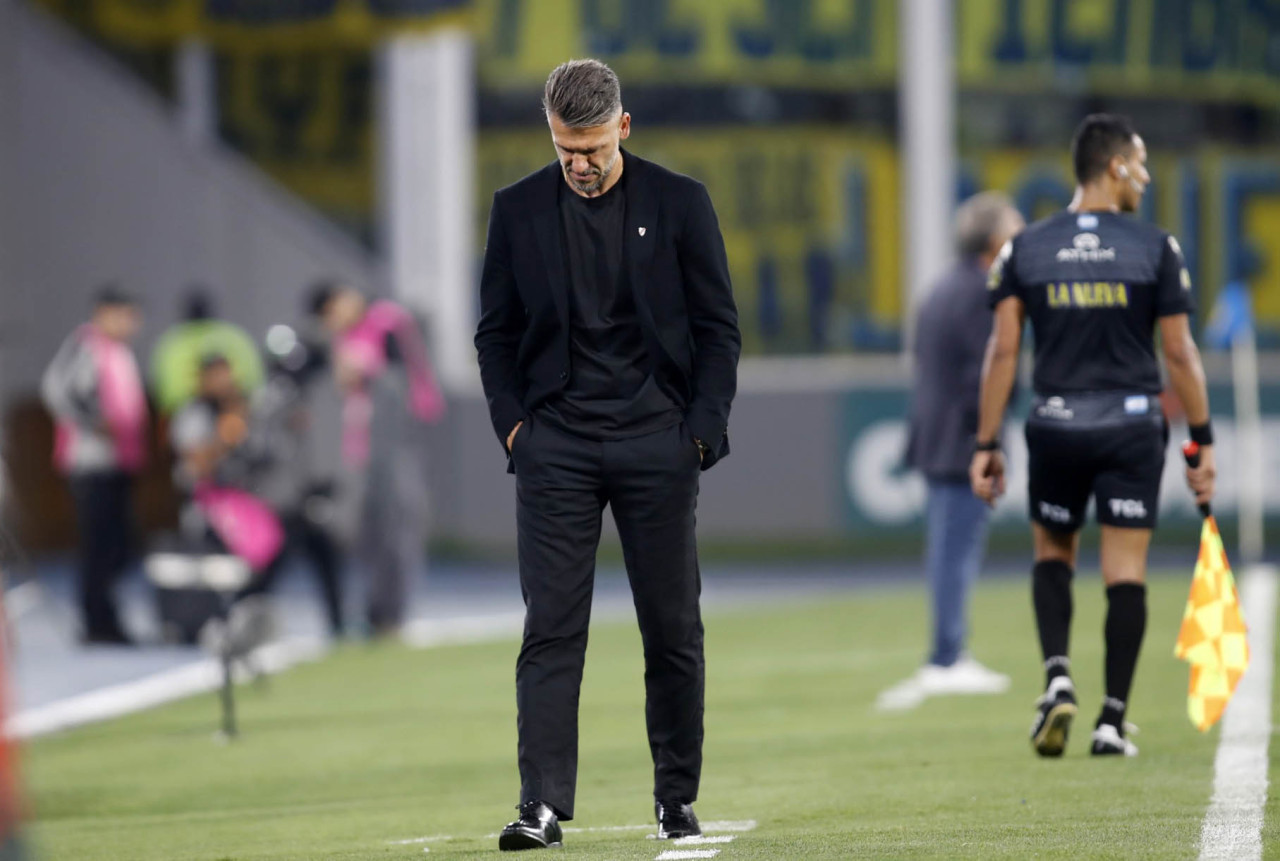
[309,282,445,637]
[240,325,345,638]
[40,286,148,646]
[150,286,264,416]
[879,193,1024,711]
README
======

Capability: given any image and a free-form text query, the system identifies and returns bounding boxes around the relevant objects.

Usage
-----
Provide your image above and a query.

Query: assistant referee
[970,114,1216,758]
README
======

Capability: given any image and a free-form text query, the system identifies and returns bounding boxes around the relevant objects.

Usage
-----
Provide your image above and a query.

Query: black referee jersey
[986,209,1195,396]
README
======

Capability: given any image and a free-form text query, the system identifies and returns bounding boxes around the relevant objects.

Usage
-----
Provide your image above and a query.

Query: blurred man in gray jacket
[879,193,1023,710]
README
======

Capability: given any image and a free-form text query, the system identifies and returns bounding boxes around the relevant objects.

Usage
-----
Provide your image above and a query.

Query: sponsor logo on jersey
[1036,396,1074,420]
[1124,395,1150,415]
[1046,281,1130,309]
[1076,214,1099,230]
[1056,232,1117,263]
[1108,498,1148,519]
[1039,502,1073,524]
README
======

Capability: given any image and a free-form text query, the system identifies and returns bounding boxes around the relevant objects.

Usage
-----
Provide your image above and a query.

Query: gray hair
[955,191,1020,258]
[543,59,622,128]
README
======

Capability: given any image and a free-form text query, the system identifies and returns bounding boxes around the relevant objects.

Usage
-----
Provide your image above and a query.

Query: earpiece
[1116,162,1143,193]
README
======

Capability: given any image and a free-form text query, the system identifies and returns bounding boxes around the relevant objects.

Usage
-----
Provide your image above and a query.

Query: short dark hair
[1071,114,1139,185]
[543,59,622,128]
[93,283,136,309]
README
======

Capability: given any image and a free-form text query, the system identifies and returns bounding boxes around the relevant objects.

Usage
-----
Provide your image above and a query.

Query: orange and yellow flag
[1174,516,1250,731]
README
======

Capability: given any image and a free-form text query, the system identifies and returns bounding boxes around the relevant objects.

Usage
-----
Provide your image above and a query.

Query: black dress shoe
[499,801,563,851]
[655,799,701,840]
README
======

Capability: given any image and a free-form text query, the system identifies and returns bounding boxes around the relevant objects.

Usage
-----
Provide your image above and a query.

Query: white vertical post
[1232,327,1266,564]
[377,30,476,391]
[899,0,956,348]
[175,39,217,145]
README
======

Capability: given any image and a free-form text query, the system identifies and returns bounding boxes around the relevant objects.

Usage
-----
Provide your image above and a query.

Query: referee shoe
[1091,722,1139,757]
[1030,676,1077,757]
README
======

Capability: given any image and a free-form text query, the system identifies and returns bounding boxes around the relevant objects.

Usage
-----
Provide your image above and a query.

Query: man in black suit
[475,58,740,851]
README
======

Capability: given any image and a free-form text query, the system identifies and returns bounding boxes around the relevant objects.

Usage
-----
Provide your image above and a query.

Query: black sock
[1100,582,1147,729]
[1032,560,1074,687]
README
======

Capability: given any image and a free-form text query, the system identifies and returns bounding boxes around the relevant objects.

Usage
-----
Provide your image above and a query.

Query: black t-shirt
[537,168,682,440]
[986,210,1195,396]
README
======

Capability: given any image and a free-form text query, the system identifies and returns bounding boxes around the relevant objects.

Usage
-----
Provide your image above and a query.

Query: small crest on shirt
[638,227,647,236]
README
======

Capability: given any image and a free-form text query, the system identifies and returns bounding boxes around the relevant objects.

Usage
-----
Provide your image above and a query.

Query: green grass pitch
[21,570,1273,859]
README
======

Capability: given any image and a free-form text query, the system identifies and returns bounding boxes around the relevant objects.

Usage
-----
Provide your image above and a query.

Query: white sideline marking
[655,852,719,860]
[1199,564,1277,861]
[675,835,736,845]
[6,636,327,740]
[566,824,652,834]
[399,613,527,649]
[387,834,453,845]
[699,820,757,833]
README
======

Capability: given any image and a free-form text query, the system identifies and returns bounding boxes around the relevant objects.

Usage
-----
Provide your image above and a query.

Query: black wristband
[974,439,1001,452]
[1189,422,1214,446]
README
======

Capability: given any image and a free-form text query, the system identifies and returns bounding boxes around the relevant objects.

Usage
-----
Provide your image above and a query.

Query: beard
[565,151,618,195]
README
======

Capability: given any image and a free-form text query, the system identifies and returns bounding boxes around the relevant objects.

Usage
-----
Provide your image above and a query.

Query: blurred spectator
[151,287,264,414]
[308,282,445,636]
[41,286,148,645]
[879,192,1024,710]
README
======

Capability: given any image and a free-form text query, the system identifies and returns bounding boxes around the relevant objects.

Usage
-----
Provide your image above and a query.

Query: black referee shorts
[1024,399,1168,533]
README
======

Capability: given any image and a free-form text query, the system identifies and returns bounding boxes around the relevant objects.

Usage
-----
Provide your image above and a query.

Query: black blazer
[475,150,740,471]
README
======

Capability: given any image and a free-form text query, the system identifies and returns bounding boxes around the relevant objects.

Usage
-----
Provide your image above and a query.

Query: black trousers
[68,470,134,639]
[512,417,704,821]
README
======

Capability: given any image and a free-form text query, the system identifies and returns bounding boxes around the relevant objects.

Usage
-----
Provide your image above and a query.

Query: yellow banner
[474,0,1280,100]
[958,0,1280,104]
[35,0,471,48]
[475,0,898,88]
[37,0,1280,97]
